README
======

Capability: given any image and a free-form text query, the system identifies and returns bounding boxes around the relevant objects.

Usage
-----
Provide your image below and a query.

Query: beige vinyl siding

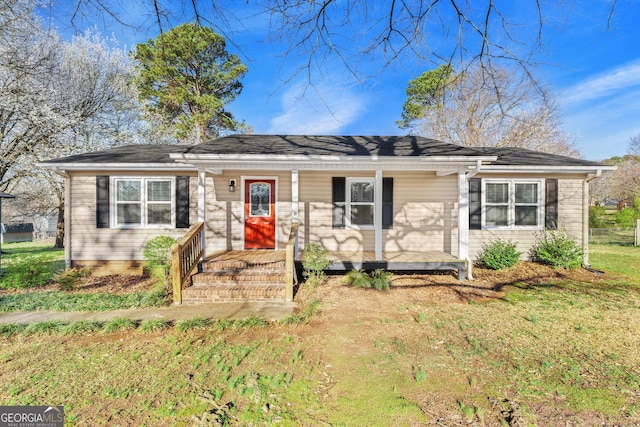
[68,172,197,262]
[385,172,459,255]
[205,171,292,251]
[468,176,585,260]
[297,171,459,254]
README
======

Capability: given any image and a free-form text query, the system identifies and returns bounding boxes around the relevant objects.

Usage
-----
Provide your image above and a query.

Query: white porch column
[458,170,470,262]
[291,169,299,223]
[197,168,206,222]
[375,169,383,261]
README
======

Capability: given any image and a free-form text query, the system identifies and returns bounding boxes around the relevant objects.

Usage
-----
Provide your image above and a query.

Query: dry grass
[1,255,640,425]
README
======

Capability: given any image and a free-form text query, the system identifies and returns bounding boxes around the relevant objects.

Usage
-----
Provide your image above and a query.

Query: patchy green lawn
[0,243,639,425]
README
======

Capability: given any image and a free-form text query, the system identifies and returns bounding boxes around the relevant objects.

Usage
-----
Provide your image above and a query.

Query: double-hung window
[114,178,174,227]
[483,180,543,228]
[347,178,375,228]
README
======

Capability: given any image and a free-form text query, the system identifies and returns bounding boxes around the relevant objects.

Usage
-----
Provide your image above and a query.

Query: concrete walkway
[0,301,297,325]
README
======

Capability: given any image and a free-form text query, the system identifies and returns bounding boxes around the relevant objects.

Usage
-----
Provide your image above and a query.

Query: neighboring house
[1,223,34,243]
[40,135,614,301]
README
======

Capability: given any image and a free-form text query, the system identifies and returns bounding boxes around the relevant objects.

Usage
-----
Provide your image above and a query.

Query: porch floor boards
[302,250,467,280]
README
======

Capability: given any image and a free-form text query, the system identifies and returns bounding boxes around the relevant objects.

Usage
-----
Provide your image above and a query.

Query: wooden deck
[204,249,287,266]
[301,250,467,280]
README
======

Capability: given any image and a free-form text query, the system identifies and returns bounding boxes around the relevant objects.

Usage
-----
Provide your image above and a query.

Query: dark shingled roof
[472,146,606,167]
[42,135,608,167]
[181,135,484,157]
[3,223,34,233]
[42,144,189,164]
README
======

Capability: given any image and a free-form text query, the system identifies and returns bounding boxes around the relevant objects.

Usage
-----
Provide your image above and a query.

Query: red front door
[244,179,276,249]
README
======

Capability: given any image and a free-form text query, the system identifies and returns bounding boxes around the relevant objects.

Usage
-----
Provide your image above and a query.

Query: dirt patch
[297,261,614,309]
[0,273,158,296]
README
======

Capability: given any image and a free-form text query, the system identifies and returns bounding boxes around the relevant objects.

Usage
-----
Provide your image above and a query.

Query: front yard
[0,242,639,425]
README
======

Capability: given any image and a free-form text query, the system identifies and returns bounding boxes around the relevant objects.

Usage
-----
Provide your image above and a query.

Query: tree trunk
[54,201,64,249]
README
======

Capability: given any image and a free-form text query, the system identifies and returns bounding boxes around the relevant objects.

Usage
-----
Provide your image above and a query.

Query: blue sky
[47,1,640,161]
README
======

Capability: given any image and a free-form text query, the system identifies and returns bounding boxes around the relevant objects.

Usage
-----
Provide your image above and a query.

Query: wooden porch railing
[284,222,299,302]
[171,222,205,305]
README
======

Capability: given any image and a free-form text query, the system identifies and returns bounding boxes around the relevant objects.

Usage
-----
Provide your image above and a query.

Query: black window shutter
[175,176,190,229]
[469,178,482,230]
[382,177,393,229]
[332,177,346,229]
[96,176,110,228]
[545,178,558,230]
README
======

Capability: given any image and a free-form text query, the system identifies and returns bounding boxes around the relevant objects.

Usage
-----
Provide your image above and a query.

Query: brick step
[192,270,285,286]
[182,283,286,303]
[202,259,286,272]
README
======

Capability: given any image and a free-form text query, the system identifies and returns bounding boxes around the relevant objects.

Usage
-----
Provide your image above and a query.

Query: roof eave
[479,165,617,174]
[38,162,195,172]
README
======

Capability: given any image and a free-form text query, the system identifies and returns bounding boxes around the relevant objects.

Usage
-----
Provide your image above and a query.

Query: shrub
[589,206,608,228]
[615,207,640,228]
[343,269,392,291]
[530,229,583,270]
[476,238,522,270]
[0,255,61,290]
[370,269,392,291]
[143,236,177,278]
[302,242,330,286]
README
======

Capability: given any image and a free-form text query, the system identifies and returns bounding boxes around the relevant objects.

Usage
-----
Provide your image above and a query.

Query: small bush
[370,269,392,291]
[302,242,330,285]
[530,228,583,270]
[343,269,392,291]
[344,269,371,288]
[143,236,177,278]
[476,238,522,270]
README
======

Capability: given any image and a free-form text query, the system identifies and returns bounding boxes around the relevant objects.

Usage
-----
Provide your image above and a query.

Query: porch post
[197,168,207,256]
[291,169,299,223]
[197,168,206,222]
[375,169,383,261]
[458,170,470,271]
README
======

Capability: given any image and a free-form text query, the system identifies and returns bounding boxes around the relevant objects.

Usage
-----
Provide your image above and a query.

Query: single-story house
[40,135,614,303]
[1,222,34,243]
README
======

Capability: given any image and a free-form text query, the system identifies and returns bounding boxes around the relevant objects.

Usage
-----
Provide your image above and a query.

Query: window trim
[346,177,375,230]
[481,179,544,230]
[111,177,176,229]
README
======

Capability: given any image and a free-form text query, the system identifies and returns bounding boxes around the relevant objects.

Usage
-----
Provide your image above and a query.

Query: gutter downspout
[460,160,483,280]
[583,169,602,267]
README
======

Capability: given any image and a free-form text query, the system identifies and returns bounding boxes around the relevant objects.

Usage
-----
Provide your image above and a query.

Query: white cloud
[563,59,640,104]
[268,81,367,134]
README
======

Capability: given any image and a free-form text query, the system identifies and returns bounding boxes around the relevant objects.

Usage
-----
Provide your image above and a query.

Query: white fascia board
[38,162,196,172]
[479,165,617,174]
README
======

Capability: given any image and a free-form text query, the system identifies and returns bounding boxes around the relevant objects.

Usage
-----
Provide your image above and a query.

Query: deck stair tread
[183,250,288,304]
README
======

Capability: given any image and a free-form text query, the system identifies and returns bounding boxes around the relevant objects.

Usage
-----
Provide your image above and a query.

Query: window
[347,178,375,228]
[483,180,543,228]
[113,178,174,227]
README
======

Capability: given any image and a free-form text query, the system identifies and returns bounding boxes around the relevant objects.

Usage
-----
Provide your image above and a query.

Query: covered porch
[171,222,466,305]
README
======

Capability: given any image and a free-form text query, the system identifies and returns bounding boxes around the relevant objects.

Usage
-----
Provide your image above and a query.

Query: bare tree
[399,64,580,156]
[628,134,640,156]
[56,1,622,85]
